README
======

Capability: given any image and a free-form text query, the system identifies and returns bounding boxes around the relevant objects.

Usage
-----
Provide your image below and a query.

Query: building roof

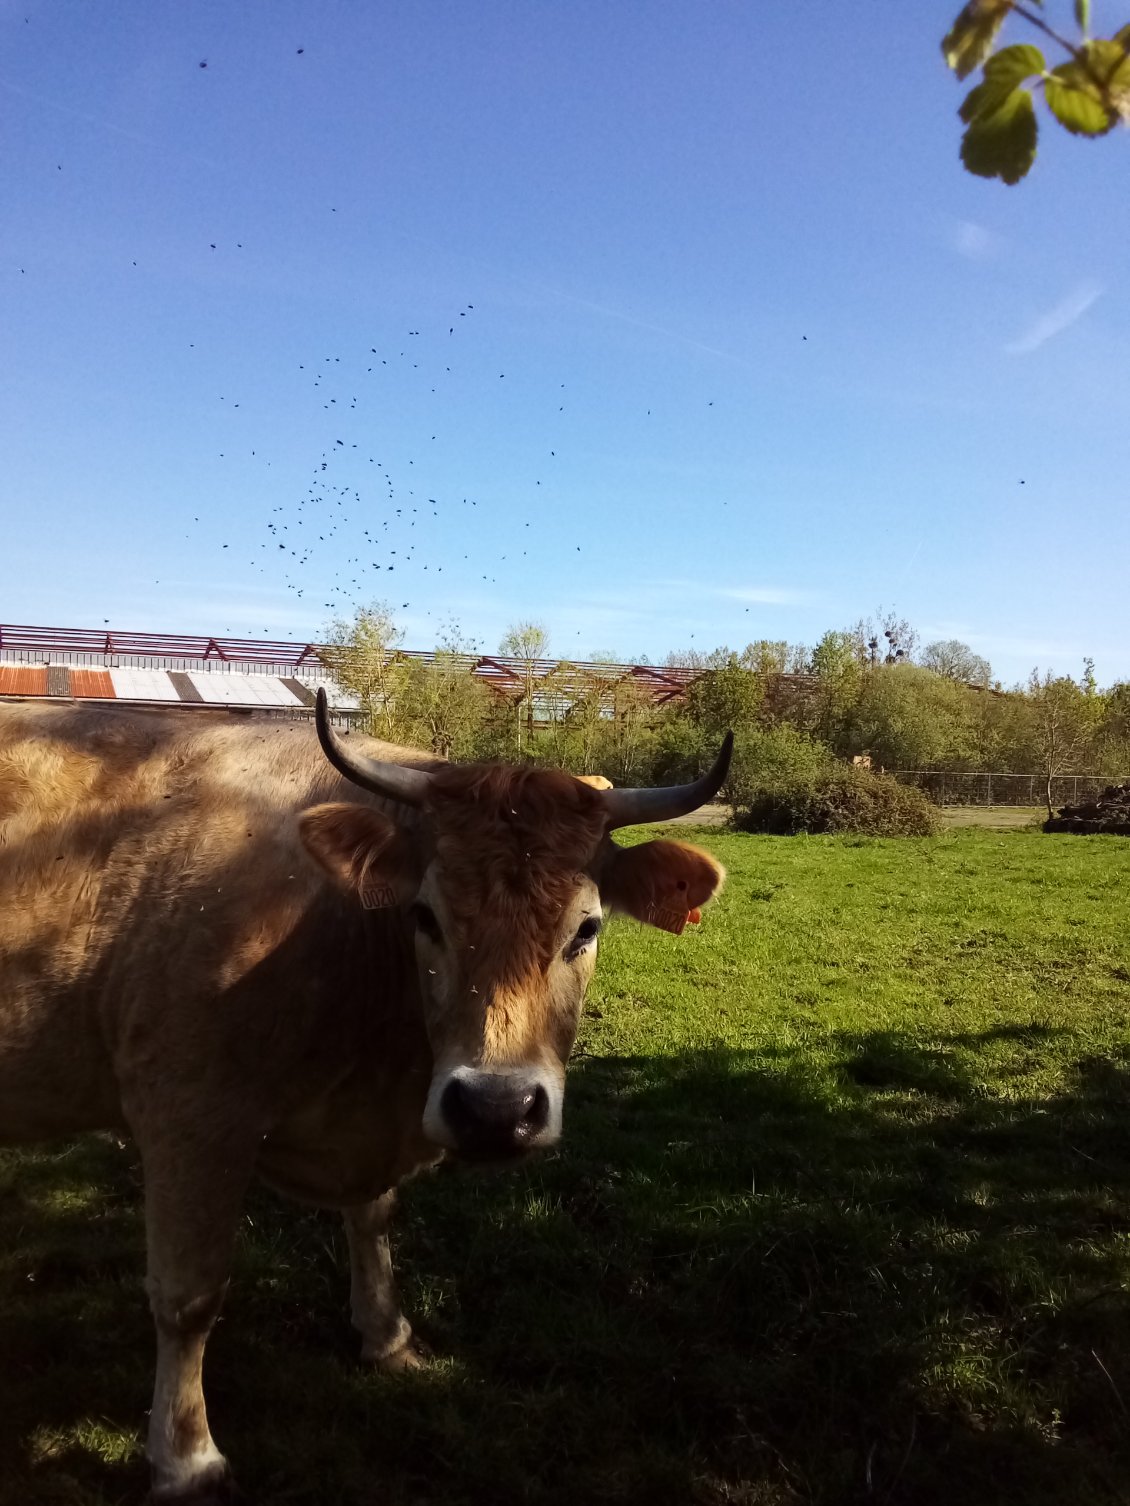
[0,622,699,717]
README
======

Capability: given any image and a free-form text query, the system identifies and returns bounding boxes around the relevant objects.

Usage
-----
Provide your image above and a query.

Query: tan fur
[427,762,608,974]
[601,839,726,920]
[0,699,725,1499]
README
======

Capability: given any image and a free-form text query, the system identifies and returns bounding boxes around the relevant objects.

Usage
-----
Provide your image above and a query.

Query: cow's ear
[298,803,421,908]
[600,839,725,935]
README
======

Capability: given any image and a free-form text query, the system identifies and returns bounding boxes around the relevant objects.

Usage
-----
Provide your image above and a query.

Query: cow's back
[0,701,430,1143]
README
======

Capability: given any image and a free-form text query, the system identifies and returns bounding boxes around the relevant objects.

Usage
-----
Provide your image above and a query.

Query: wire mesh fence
[892,770,1127,809]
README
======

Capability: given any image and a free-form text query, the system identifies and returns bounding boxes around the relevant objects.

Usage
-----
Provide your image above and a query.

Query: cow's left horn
[602,731,733,829]
[315,689,434,806]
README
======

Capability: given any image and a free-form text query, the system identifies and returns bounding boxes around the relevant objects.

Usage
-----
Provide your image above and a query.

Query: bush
[733,763,938,837]
[726,725,834,809]
[646,716,710,785]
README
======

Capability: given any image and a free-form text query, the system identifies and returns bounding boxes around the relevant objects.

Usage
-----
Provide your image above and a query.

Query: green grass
[3,829,1130,1504]
[938,805,1045,830]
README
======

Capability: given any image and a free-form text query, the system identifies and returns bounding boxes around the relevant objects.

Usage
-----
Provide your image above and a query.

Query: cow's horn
[602,731,734,829]
[315,689,433,806]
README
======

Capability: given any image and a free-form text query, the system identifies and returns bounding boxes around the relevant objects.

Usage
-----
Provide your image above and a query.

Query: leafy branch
[942,1,1130,183]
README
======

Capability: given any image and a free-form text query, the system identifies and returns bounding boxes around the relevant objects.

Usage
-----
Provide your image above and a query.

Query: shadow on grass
[4,1034,1130,1505]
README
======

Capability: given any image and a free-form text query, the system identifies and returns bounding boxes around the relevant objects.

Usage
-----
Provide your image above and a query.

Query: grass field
[3,828,1130,1505]
[938,805,1046,830]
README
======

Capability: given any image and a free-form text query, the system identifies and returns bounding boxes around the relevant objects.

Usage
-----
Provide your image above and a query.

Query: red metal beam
[0,623,705,704]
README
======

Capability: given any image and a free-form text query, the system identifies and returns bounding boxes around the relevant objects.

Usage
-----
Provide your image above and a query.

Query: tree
[531,661,579,764]
[921,639,992,685]
[849,610,918,667]
[499,621,550,662]
[499,621,550,751]
[685,655,764,738]
[738,639,810,675]
[664,645,736,671]
[1098,682,1130,775]
[810,630,859,681]
[809,630,864,749]
[855,665,979,771]
[564,664,620,773]
[943,2,1130,185]
[1027,669,1100,814]
[321,602,408,741]
[606,675,655,783]
[397,624,489,759]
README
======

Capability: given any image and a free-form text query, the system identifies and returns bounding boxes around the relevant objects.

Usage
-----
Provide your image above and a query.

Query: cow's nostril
[440,1077,477,1141]
[523,1083,549,1135]
[439,1075,551,1158]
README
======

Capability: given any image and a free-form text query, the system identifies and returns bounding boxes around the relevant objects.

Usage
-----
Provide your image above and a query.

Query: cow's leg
[138,1125,257,1504]
[342,1190,425,1371]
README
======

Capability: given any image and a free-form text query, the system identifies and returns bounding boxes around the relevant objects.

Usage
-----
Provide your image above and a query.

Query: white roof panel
[180,673,308,708]
[292,672,359,710]
[109,668,181,702]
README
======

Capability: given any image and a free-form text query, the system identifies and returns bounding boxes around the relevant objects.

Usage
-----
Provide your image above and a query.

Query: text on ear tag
[647,904,691,936]
[360,883,396,910]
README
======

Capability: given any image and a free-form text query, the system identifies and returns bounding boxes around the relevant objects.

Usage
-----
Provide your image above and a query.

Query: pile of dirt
[1044,784,1130,835]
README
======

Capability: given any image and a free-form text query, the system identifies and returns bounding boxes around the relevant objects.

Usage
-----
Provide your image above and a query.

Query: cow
[0,691,729,1503]
[573,772,614,790]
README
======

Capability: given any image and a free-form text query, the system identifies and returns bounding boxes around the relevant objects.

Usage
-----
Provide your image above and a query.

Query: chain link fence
[892,771,1127,808]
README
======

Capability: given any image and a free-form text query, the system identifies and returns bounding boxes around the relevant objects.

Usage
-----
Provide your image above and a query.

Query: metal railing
[893,770,1127,808]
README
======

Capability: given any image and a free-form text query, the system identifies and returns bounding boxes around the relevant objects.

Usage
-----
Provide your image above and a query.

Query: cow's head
[299,692,729,1163]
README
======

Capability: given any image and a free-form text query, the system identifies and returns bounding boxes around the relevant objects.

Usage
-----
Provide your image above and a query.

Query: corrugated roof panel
[108,668,182,702]
[281,677,316,707]
[293,672,360,710]
[0,666,48,696]
[182,673,285,706]
[70,669,115,698]
[240,676,308,707]
[195,673,300,708]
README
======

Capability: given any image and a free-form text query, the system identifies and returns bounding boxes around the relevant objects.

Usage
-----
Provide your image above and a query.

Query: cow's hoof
[149,1460,245,1505]
[369,1336,430,1373]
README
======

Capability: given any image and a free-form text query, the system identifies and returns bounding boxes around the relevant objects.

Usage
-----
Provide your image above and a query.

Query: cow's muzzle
[434,1069,554,1161]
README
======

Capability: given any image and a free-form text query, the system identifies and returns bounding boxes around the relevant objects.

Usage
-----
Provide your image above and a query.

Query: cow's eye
[410,902,443,946]
[565,915,601,959]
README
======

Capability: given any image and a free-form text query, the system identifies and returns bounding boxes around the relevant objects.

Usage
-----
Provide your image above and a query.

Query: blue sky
[3,1,1128,686]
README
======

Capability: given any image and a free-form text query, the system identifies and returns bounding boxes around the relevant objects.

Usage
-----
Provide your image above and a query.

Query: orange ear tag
[687,908,702,925]
[646,904,692,935]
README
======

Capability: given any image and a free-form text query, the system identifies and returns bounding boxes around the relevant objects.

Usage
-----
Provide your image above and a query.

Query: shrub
[726,725,834,809]
[734,763,938,837]
[646,716,710,785]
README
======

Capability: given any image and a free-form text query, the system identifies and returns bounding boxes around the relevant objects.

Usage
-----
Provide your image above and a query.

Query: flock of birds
[14,32,813,646]
[176,45,763,641]
[198,298,578,638]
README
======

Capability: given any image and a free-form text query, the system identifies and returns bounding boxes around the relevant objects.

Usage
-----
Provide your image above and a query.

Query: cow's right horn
[601,731,733,828]
[315,689,433,806]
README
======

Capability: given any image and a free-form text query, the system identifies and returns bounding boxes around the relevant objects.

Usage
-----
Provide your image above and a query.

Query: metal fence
[893,770,1127,809]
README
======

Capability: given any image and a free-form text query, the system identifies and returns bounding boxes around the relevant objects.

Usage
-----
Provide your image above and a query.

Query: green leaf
[1074,0,1091,36]
[985,42,1046,79]
[1081,37,1130,82]
[1078,38,1130,126]
[1114,24,1130,49]
[960,86,1038,183]
[960,42,1046,122]
[1105,49,1130,124]
[942,0,1013,81]
[1044,60,1115,135]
